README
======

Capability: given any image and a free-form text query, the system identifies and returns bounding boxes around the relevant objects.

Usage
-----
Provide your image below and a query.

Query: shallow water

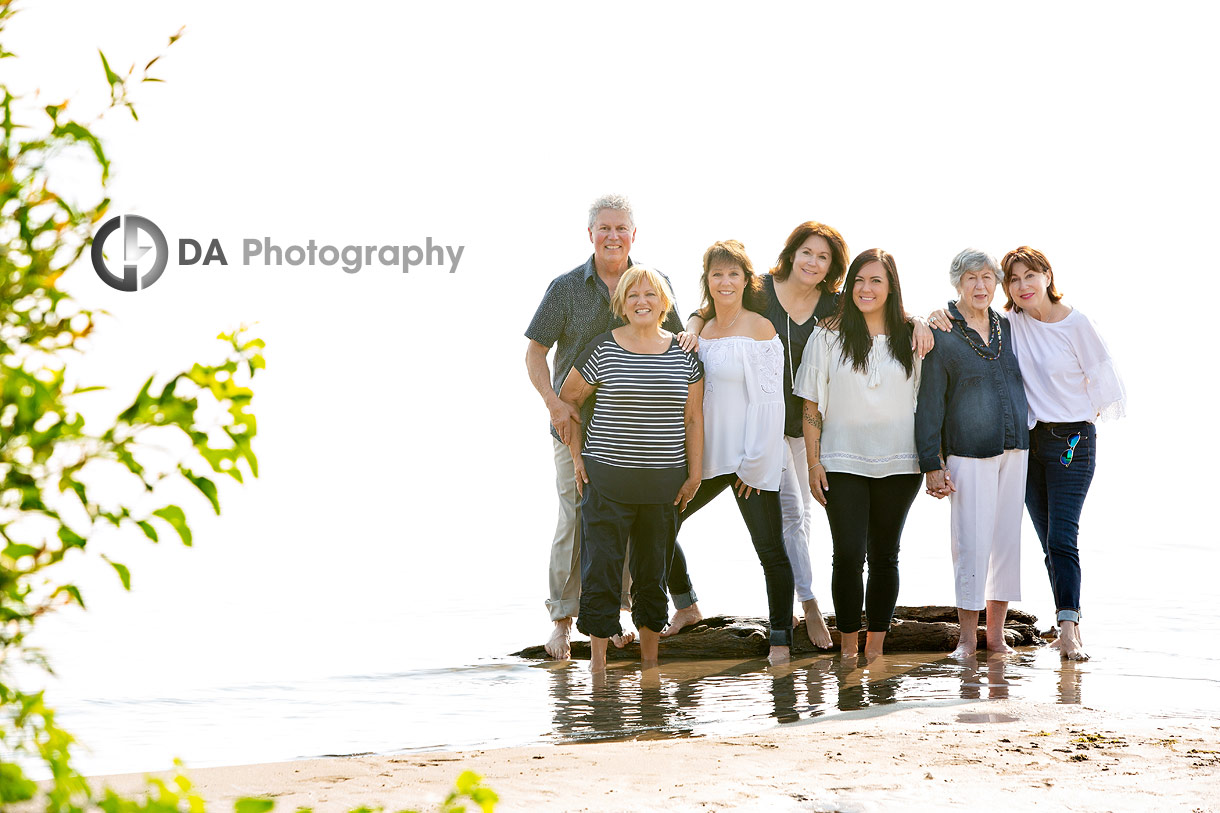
[44,637,1220,778]
[22,417,1220,779]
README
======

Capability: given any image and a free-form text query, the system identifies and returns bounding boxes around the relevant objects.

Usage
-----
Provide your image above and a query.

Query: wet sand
[85,698,1219,812]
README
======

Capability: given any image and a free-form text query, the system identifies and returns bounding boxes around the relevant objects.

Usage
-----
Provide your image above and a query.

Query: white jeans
[547,437,629,622]
[946,449,1028,611]
[778,435,818,603]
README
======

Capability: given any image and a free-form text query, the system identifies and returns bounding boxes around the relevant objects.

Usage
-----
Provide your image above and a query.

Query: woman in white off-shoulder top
[663,240,795,664]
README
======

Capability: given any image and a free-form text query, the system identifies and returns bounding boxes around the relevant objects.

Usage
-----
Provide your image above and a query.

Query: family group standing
[525,194,1125,670]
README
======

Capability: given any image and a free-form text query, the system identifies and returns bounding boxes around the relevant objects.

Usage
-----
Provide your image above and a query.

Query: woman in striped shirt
[558,266,704,671]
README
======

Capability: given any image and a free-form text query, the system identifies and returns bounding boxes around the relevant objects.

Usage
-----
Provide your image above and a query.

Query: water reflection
[539,651,1075,745]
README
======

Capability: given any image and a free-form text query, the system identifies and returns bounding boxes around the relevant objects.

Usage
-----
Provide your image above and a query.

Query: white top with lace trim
[792,327,922,478]
[698,335,786,490]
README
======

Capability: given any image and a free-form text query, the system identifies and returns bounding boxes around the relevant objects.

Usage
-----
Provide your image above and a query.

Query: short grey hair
[949,248,1000,289]
[588,194,635,229]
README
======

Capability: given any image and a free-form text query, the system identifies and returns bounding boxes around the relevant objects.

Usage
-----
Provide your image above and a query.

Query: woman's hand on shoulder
[927,308,953,332]
[676,330,699,353]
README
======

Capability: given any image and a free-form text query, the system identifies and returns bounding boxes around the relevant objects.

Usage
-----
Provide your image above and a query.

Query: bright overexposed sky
[6,1,1217,695]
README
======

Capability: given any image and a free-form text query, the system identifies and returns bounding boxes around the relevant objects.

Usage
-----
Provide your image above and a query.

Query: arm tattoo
[804,409,823,431]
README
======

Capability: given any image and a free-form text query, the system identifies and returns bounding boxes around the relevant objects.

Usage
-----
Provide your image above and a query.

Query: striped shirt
[575,331,703,504]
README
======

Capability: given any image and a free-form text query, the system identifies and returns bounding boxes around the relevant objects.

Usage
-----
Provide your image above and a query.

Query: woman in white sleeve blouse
[794,248,923,661]
[1001,247,1125,661]
[664,239,795,664]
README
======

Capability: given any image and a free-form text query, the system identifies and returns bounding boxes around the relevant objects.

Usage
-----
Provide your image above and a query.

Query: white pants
[778,435,818,603]
[947,449,1028,611]
[547,437,629,622]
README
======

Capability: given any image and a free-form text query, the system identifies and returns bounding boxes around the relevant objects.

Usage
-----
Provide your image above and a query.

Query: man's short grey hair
[949,248,1001,289]
[588,194,635,229]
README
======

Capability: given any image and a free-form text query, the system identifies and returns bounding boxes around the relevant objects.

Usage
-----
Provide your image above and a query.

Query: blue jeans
[1026,421,1096,623]
[668,473,795,647]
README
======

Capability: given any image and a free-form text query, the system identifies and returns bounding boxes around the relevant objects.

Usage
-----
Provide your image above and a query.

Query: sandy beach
[83,697,1217,812]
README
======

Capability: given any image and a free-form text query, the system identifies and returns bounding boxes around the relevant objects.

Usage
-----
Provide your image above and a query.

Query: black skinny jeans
[668,473,795,647]
[823,472,921,634]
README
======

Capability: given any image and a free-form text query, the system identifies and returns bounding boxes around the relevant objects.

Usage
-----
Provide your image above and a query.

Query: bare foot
[838,630,859,660]
[984,601,1015,655]
[609,630,636,648]
[949,642,978,660]
[1058,621,1089,661]
[768,645,790,665]
[545,618,573,660]
[864,630,887,661]
[661,603,703,637]
[589,635,608,672]
[802,599,833,649]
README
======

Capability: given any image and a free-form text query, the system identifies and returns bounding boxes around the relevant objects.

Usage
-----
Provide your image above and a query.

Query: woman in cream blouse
[794,248,922,660]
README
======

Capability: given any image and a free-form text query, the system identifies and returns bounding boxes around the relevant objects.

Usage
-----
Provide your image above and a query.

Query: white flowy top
[792,327,922,478]
[1008,308,1126,427]
[697,335,786,491]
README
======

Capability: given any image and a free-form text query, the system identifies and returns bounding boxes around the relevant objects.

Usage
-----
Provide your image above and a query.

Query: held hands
[549,398,581,444]
[808,463,830,506]
[676,331,700,353]
[674,476,700,511]
[733,477,760,500]
[924,468,955,499]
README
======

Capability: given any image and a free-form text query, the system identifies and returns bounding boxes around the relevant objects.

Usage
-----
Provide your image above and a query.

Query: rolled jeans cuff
[1057,609,1082,624]
[671,589,698,610]
[769,628,793,648]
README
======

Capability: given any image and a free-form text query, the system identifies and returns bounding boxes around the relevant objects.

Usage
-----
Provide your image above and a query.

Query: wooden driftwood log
[512,607,1042,661]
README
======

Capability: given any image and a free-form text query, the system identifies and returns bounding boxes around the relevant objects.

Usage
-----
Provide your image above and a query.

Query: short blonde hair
[611,266,674,324]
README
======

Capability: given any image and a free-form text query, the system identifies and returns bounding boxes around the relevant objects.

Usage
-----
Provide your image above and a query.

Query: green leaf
[57,526,87,550]
[234,798,276,813]
[136,520,159,542]
[152,505,192,546]
[183,469,220,514]
[52,584,85,608]
[0,761,38,803]
[103,556,131,590]
[3,543,40,560]
[98,49,121,87]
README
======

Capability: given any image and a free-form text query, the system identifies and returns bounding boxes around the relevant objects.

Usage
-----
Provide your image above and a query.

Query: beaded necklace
[955,307,1002,361]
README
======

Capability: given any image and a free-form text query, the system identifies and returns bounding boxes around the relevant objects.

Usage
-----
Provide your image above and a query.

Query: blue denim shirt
[914,302,1029,472]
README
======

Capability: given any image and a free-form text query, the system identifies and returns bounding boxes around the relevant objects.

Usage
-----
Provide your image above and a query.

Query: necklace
[720,305,744,331]
[955,308,1002,361]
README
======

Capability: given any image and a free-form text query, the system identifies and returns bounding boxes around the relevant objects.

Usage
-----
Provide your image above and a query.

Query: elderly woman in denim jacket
[916,248,1029,659]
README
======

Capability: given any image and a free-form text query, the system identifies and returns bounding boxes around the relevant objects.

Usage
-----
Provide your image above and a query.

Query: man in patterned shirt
[525,194,703,659]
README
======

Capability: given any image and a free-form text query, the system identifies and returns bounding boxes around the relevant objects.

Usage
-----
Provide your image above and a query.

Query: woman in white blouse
[1002,247,1124,660]
[664,239,795,664]
[794,248,922,660]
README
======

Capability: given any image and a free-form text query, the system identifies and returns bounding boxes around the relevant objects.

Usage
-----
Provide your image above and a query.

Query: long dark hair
[826,248,914,378]
[769,220,849,294]
[696,239,768,320]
